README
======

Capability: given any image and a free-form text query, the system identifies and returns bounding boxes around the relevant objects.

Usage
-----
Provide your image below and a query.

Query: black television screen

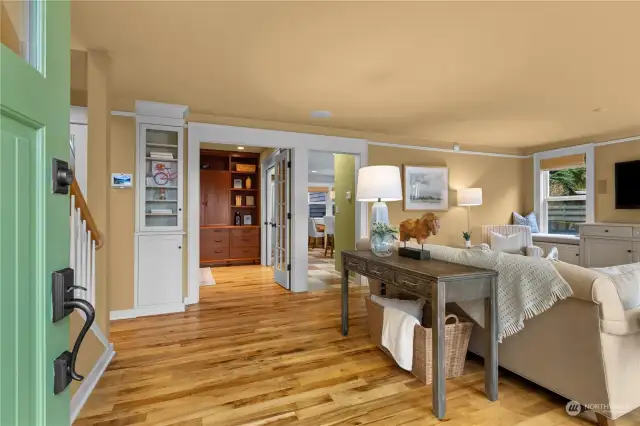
[615,160,640,209]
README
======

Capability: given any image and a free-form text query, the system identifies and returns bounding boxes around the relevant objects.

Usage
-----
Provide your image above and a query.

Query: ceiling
[200,143,264,154]
[72,1,640,150]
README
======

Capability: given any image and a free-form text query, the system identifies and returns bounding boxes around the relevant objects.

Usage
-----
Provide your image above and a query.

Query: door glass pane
[0,0,37,67]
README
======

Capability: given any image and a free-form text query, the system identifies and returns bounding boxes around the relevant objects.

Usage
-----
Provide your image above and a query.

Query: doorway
[187,122,369,304]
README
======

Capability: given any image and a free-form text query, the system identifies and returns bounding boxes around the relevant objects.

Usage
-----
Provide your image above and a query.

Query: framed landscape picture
[402,165,449,211]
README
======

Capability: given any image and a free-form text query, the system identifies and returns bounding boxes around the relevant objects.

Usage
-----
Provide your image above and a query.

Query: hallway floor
[75,265,639,426]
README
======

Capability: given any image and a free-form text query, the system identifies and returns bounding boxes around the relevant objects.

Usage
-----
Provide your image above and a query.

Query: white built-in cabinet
[535,241,581,265]
[579,223,640,268]
[134,101,189,316]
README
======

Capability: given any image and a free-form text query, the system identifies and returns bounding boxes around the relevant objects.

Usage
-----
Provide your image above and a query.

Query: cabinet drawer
[230,227,259,238]
[634,228,640,238]
[344,256,365,273]
[232,234,259,248]
[366,262,394,281]
[581,225,632,238]
[202,246,229,261]
[394,272,433,296]
[201,228,230,247]
[230,246,259,259]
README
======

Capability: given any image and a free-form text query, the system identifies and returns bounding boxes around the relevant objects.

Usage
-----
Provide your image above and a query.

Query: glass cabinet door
[141,124,182,230]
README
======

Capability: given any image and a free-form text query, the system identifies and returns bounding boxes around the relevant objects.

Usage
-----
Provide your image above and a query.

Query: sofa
[357,239,640,425]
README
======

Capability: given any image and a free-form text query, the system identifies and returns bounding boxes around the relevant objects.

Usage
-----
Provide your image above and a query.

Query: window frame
[534,145,595,234]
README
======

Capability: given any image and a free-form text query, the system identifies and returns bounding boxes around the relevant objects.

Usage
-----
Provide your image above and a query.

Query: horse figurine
[399,213,441,245]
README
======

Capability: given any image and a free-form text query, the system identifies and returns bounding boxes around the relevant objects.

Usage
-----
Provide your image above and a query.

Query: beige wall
[70,49,112,396]
[87,50,111,334]
[334,154,356,270]
[109,116,136,310]
[368,146,528,246]
[595,140,640,223]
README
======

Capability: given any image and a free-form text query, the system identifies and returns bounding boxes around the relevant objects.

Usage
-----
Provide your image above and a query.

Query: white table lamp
[356,166,403,226]
[457,188,483,233]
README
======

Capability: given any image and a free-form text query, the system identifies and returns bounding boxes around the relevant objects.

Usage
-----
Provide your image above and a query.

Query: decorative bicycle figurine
[153,163,178,186]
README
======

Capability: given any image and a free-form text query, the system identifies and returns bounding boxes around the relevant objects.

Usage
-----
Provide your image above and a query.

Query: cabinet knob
[178,246,182,249]
[628,250,632,253]
[604,229,609,232]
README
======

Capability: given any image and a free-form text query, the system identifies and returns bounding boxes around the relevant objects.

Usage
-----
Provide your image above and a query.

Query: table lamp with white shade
[356,165,403,227]
[457,188,483,246]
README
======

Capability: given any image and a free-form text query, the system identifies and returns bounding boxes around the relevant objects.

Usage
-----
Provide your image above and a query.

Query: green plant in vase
[462,231,472,248]
[370,222,399,257]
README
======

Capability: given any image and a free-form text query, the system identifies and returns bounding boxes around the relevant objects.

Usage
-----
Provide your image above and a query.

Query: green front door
[1,1,71,425]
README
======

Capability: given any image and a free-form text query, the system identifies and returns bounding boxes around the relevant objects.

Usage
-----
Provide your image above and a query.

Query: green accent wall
[334,154,356,270]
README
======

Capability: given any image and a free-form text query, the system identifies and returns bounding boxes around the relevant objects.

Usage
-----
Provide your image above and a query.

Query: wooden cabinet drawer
[201,246,229,262]
[230,246,259,259]
[201,228,230,248]
[232,234,259,248]
[230,227,259,238]
[344,256,365,273]
[394,272,433,296]
[581,225,633,238]
[366,262,394,282]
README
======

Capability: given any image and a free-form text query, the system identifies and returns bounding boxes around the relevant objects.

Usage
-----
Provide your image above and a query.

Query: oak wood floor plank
[75,265,640,426]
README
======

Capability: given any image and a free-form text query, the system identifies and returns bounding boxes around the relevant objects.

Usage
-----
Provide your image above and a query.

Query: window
[534,146,594,235]
[543,167,586,235]
[309,191,327,218]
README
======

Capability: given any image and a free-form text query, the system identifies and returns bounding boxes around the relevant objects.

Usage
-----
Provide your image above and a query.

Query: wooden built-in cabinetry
[200,150,261,265]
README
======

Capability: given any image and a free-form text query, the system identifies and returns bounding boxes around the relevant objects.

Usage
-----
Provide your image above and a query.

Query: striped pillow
[512,212,540,234]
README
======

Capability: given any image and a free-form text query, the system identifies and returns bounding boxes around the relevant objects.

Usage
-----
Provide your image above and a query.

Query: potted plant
[371,222,399,257]
[462,231,472,248]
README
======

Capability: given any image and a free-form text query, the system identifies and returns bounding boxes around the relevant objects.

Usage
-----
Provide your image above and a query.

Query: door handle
[51,268,97,394]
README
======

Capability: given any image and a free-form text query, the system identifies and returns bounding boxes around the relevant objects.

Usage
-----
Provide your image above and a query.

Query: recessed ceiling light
[311,170,317,173]
[310,110,332,118]
[237,146,245,150]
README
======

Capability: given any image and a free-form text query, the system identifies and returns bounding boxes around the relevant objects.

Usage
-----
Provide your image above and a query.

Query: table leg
[484,276,499,401]
[432,280,446,419]
[341,265,349,336]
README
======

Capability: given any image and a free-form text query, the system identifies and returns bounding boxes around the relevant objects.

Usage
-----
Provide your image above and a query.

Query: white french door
[273,150,291,289]
[265,166,276,267]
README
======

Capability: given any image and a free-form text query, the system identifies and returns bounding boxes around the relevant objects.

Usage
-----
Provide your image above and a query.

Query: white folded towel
[381,306,420,371]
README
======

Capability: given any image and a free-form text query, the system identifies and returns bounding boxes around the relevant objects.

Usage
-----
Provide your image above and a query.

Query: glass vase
[371,234,394,257]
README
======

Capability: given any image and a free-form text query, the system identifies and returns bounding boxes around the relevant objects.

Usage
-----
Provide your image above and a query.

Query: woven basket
[235,164,256,173]
[365,297,473,385]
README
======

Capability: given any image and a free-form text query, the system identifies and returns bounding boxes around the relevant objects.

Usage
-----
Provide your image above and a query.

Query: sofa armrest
[553,262,630,334]
[525,245,544,258]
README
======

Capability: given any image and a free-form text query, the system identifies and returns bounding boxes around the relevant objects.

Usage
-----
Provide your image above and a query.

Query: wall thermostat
[111,173,133,188]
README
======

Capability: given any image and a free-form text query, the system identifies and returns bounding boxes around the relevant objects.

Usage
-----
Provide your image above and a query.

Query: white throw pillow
[371,294,425,322]
[489,231,524,255]
[592,263,640,310]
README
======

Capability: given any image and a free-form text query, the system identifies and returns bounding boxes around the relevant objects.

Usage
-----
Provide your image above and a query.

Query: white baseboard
[70,343,115,423]
[110,303,185,320]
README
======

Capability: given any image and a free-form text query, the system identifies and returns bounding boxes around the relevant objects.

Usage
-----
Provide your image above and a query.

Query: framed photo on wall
[402,165,449,211]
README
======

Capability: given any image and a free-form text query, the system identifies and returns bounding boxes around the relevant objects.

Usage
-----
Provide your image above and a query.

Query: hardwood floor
[76,265,640,426]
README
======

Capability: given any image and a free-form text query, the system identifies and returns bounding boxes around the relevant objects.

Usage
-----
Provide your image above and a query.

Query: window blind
[540,154,586,171]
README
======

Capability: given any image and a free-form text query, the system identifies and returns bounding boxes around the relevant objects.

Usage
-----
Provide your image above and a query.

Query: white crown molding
[109,109,640,156]
[367,141,530,159]
[135,101,189,119]
[70,343,115,423]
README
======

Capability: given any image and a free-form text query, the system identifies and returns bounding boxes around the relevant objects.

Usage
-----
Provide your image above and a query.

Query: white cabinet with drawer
[579,223,639,268]
[536,242,581,265]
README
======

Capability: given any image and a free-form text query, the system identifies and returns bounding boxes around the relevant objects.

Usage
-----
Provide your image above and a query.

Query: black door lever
[51,268,97,394]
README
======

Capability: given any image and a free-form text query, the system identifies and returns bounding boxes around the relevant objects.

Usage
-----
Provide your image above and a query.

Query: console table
[341,250,499,420]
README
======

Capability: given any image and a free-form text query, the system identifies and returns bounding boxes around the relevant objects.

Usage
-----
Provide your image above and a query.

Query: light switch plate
[345,191,351,200]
